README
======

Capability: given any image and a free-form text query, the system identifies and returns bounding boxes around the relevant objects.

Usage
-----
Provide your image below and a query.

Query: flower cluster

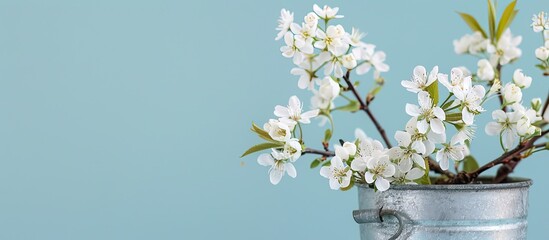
[244,3,549,193]
[278,4,388,111]
[532,11,549,75]
[256,96,319,185]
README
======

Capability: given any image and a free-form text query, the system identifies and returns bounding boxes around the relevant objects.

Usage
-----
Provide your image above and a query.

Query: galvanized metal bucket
[353,177,532,240]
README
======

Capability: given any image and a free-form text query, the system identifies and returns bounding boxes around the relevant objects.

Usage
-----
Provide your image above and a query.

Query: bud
[512,69,532,89]
[531,98,542,112]
[535,46,549,61]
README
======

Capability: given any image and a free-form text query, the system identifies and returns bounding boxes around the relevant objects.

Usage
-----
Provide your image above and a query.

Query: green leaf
[457,12,487,38]
[415,158,431,185]
[535,64,547,71]
[241,142,284,158]
[251,122,276,142]
[425,81,439,105]
[334,100,360,112]
[441,100,455,110]
[322,160,331,167]
[310,159,321,168]
[446,113,463,122]
[487,0,497,40]
[463,155,480,172]
[369,85,383,97]
[324,129,332,142]
[496,0,517,40]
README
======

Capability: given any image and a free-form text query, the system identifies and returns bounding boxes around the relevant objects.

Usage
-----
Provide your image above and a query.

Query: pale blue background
[0,0,548,239]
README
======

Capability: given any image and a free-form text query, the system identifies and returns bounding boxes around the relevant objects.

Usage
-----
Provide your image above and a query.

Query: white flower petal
[257,154,274,166]
[395,131,412,147]
[430,119,445,134]
[286,163,297,178]
[406,168,425,180]
[375,177,390,191]
[485,122,503,136]
[270,168,284,185]
[329,178,340,190]
[406,104,421,117]
[320,166,331,178]
[417,120,429,134]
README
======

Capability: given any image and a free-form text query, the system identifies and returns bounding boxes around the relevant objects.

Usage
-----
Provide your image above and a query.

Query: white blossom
[351,134,386,172]
[390,131,427,172]
[401,66,438,93]
[535,41,549,61]
[320,156,352,190]
[364,155,396,192]
[290,23,315,53]
[404,117,446,156]
[275,9,294,41]
[352,44,389,75]
[341,53,358,69]
[335,142,357,160]
[311,76,340,109]
[453,32,488,54]
[512,69,532,89]
[476,59,495,81]
[532,11,549,33]
[485,110,521,150]
[264,119,292,142]
[436,140,467,171]
[347,28,366,47]
[291,52,331,89]
[314,25,347,55]
[451,125,476,145]
[487,29,522,66]
[453,82,486,126]
[502,83,523,104]
[439,67,473,94]
[456,66,472,77]
[274,95,319,125]
[324,52,346,78]
[405,91,446,134]
[313,4,343,20]
[304,12,319,28]
[280,32,305,65]
[283,138,302,162]
[258,150,297,185]
[391,167,424,185]
[511,103,542,137]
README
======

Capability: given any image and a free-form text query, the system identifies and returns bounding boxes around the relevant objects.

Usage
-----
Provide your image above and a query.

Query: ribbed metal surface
[354,178,532,240]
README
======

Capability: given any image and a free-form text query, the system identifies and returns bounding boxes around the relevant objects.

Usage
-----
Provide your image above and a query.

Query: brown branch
[428,157,455,178]
[451,129,549,184]
[495,64,508,112]
[542,92,549,117]
[342,70,393,148]
[302,148,335,157]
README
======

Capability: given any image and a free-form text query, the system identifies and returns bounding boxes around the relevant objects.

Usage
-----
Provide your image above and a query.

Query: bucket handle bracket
[353,206,404,240]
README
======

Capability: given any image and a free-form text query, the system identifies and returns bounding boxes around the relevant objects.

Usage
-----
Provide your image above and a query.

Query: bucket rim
[356,176,532,190]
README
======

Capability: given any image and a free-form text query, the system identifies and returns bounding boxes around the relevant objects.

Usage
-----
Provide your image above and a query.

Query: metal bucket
[353,177,532,240]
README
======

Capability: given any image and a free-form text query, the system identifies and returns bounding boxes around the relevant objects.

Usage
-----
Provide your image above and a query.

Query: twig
[303,148,335,157]
[541,92,549,117]
[342,70,393,148]
[451,129,549,184]
[495,64,508,112]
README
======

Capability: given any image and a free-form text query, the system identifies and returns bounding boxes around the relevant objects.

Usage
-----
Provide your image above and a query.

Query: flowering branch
[451,129,549,184]
[342,69,454,178]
